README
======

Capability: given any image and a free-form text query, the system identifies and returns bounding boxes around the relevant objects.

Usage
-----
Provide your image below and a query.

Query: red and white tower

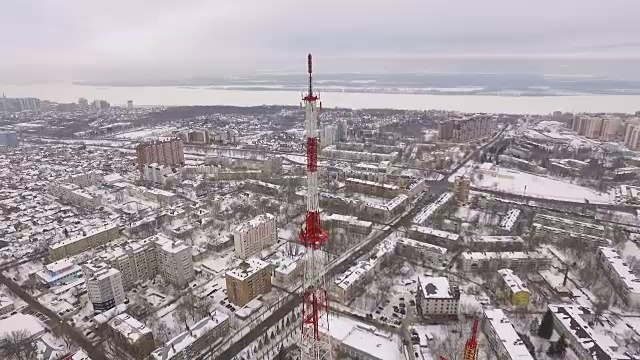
[299,54,332,360]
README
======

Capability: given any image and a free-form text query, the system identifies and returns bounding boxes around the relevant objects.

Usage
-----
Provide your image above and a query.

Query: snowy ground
[468,166,614,203]
[114,126,178,140]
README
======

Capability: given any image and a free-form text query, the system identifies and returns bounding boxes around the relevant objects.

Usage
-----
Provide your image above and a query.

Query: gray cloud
[1,0,639,83]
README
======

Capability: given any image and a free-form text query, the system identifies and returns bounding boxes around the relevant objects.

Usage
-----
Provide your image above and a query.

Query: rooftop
[396,237,447,255]
[151,311,229,360]
[0,314,45,340]
[50,224,118,250]
[461,250,550,261]
[413,192,453,225]
[499,209,521,231]
[235,213,276,233]
[497,268,529,294]
[548,304,629,360]
[418,276,458,299]
[334,238,396,290]
[154,235,190,254]
[597,247,640,293]
[483,308,534,360]
[410,225,460,242]
[226,258,270,281]
[108,313,152,344]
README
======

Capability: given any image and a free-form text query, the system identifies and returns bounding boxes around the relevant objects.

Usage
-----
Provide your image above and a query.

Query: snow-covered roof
[151,311,229,360]
[245,179,281,190]
[334,238,396,290]
[154,236,190,254]
[461,250,550,261]
[346,177,399,190]
[0,292,14,312]
[69,350,92,360]
[597,247,640,294]
[417,277,457,299]
[320,314,403,360]
[548,304,629,360]
[499,209,521,231]
[324,213,373,228]
[365,194,408,211]
[396,237,447,255]
[108,313,152,344]
[413,192,453,225]
[92,304,127,325]
[226,258,269,281]
[410,225,460,242]
[472,236,525,244]
[50,224,119,250]
[497,268,529,294]
[0,314,45,340]
[483,308,534,360]
[534,213,604,232]
[234,213,275,233]
[44,257,77,274]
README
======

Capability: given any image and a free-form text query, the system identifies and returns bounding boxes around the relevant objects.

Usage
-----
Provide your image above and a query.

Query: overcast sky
[1,0,639,83]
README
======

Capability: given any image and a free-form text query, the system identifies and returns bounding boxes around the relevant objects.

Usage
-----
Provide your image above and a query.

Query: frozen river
[3,82,640,114]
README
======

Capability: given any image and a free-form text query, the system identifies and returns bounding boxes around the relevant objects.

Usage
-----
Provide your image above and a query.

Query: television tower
[299,53,332,360]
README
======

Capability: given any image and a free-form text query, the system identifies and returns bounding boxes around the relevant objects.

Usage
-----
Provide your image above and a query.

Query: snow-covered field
[115,126,178,140]
[470,166,614,203]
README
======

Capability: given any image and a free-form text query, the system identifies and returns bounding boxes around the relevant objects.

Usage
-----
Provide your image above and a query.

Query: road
[0,274,107,360]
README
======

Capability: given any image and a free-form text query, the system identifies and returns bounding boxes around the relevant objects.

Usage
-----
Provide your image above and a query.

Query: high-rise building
[600,117,620,141]
[624,122,640,150]
[83,261,126,313]
[585,117,604,138]
[233,213,277,259]
[336,119,348,142]
[78,98,89,109]
[437,114,495,142]
[453,176,470,204]
[127,100,133,110]
[0,131,19,148]
[225,258,272,306]
[99,237,158,290]
[136,138,185,170]
[154,237,194,288]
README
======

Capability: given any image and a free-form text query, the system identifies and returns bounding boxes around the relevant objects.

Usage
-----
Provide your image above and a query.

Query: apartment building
[233,213,277,259]
[69,171,104,187]
[108,313,155,359]
[395,237,447,266]
[548,304,630,360]
[596,247,640,307]
[49,225,121,261]
[322,145,398,162]
[225,258,272,307]
[345,177,400,198]
[453,176,470,205]
[413,192,453,225]
[136,138,184,170]
[600,117,620,141]
[364,194,408,223]
[459,251,552,273]
[332,239,396,303]
[98,237,158,290]
[482,308,534,360]
[496,269,530,308]
[324,213,373,235]
[416,277,460,317]
[437,114,495,142]
[83,261,126,313]
[624,122,640,150]
[142,163,177,186]
[468,236,525,252]
[48,182,103,209]
[532,213,608,246]
[151,311,229,360]
[408,225,460,249]
[0,131,19,148]
[155,237,194,288]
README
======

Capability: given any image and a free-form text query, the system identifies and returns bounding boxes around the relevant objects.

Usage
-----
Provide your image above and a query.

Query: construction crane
[439,319,480,360]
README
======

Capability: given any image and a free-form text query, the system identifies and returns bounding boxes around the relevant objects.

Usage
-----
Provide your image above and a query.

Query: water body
[3,83,640,115]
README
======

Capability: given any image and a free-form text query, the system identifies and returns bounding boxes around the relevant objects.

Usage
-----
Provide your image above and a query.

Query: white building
[416,277,460,317]
[324,213,373,235]
[332,238,396,303]
[97,237,158,290]
[395,237,447,266]
[413,192,453,225]
[155,236,194,288]
[320,314,403,360]
[460,250,552,273]
[596,247,640,307]
[83,261,126,313]
[548,304,631,360]
[233,213,277,259]
[142,163,177,186]
[0,314,45,345]
[408,225,460,249]
[48,182,103,209]
[0,292,15,317]
[364,194,408,223]
[151,311,229,360]
[482,308,534,360]
[35,257,84,287]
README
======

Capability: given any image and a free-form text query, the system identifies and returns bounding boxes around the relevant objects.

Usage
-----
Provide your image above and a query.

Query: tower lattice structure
[299,53,332,360]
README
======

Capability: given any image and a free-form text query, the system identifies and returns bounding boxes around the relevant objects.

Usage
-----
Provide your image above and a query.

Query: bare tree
[0,330,37,360]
